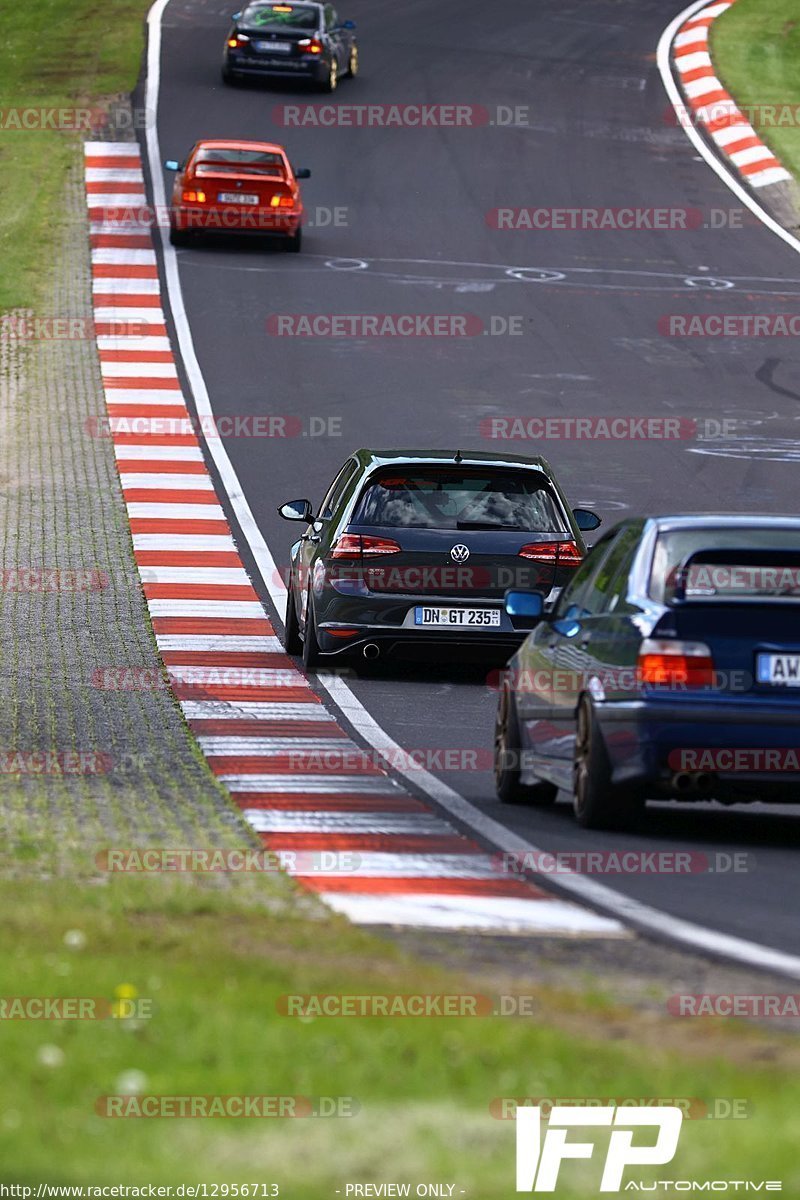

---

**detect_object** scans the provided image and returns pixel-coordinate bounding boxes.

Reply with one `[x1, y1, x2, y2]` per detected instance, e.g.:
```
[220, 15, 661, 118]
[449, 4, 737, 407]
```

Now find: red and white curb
[84, 140, 622, 937]
[672, 0, 792, 190]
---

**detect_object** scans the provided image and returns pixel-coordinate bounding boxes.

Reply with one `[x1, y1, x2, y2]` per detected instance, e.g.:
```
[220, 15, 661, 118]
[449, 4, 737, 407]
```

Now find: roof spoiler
[672, 547, 800, 602]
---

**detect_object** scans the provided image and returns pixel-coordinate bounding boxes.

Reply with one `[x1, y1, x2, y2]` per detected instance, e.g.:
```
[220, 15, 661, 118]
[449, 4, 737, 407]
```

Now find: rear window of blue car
[240, 2, 318, 29]
[351, 469, 569, 532]
[651, 528, 800, 603]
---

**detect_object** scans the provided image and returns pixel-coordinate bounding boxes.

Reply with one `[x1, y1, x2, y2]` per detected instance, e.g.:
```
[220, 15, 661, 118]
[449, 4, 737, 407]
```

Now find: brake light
[518, 540, 582, 565]
[228, 33, 249, 46]
[331, 534, 402, 560]
[270, 195, 296, 208]
[638, 639, 715, 688]
[182, 190, 206, 203]
[298, 37, 324, 53]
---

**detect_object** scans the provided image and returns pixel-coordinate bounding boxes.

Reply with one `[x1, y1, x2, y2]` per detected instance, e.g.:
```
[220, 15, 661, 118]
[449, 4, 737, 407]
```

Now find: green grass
[712, 0, 800, 179]
[2, 877, 800, 1193]
[0, 0, 149, 312]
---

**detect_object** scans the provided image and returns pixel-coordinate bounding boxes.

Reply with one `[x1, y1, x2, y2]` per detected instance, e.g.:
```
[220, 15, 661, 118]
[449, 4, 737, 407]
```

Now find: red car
[165, 139, 310, 251]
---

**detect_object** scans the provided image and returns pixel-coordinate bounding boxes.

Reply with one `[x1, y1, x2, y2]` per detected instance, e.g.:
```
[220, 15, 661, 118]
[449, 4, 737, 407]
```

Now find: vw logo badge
[450, 544, 470, 563]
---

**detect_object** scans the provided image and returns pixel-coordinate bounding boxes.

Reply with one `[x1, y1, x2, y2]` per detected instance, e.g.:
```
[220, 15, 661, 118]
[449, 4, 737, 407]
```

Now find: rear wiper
[455, 521, 525, 531]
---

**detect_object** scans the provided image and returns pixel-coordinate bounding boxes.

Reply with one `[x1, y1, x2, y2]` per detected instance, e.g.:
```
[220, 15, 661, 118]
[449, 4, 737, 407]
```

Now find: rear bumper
[224, 52, 328, 82]
[595, 698, 800, 800]
[171, 207, 301, 235]
[316, 623, 527, 660]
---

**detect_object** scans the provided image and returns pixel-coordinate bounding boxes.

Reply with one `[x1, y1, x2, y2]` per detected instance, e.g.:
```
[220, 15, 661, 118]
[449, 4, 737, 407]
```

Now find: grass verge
[712, 0, 800, 180]
[2, 877, 800, 1193]
[0, 0, 150, 312]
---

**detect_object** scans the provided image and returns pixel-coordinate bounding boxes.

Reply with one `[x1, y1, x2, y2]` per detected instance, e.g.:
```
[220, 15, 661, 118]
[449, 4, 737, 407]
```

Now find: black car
[278, 449, 601, 670]
[223, 1, 358, 90]
[494, 514, 800, 830]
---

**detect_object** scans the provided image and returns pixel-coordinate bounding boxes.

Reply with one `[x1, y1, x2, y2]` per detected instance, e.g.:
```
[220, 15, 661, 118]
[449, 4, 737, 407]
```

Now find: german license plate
[414, 607, 500, 628]
[756, 653, 800, 686]
[217, 192, 259, 204]
[254, 40, 291, 52]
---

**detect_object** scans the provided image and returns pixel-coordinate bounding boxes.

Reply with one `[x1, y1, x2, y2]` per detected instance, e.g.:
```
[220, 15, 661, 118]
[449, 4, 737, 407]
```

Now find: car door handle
[301, 533, 321, 543]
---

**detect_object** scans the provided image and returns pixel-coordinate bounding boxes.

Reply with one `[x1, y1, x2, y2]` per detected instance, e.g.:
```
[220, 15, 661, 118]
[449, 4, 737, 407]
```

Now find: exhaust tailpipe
[363, 643, 380, 660]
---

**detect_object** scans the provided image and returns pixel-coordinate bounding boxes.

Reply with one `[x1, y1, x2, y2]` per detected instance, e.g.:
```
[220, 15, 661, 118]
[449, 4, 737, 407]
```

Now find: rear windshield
[240, 2, 318, 29]
[650, 528, 800, 603]
[194, 148, 285, 175]
[351, 469, 568, 532]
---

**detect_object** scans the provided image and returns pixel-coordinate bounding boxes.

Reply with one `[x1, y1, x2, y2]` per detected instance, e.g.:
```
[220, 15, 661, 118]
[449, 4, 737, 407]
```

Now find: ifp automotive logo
[515, 1105, 683, 1192]
[514, 1105, 782, 1193]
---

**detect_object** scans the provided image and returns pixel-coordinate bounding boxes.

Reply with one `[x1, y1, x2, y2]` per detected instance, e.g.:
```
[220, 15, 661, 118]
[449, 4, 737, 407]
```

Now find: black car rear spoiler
[671, 547, 800, 602]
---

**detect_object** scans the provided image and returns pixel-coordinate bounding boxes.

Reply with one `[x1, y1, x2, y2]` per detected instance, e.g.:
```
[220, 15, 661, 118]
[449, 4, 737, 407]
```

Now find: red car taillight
[228, 33, 249, 47]
[331, 534, 402, 560]
[182, 189, 206, 203]
[638, 639, 715, 688]
[298, 37, 324, 54]
[517, 540, 582, 565]
[270, 195, 296, 208]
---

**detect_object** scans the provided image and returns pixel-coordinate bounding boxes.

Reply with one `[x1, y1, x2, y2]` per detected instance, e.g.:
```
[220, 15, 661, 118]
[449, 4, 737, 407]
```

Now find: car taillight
[518, 540, 582, 565]
[331, 534, 402, 560]
[298, 37, 324, 54]
[182, 190, 206, 203]
[638, 639, 715, 688]
[228, 33, 249, 47]
[270, 195, 296, 208]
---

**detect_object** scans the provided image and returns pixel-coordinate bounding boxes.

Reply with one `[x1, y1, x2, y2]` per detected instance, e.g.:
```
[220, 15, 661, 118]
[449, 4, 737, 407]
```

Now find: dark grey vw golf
[278, 449, 600, 670]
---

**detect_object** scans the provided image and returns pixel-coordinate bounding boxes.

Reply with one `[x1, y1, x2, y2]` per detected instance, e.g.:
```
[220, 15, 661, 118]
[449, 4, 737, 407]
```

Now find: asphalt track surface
[152, 0, 800, 957]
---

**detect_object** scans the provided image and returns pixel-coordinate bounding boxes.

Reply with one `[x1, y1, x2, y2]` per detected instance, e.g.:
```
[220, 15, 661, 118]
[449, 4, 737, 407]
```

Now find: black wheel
[169, 227, 189, 247]
[347, 43, 359, 77]
[301, 590, 321, 671]
[284, 585, 303, 656]
[321, 55, 339, 91]
[286, 227, 302, 253]
[494, 680, 557, 806]
[573, 698, 642, 829]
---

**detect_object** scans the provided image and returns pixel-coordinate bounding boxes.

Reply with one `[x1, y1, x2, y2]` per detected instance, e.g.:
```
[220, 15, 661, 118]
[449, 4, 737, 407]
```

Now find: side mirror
[164, 159, 181, 171]
[342, 19, 356, 28]
[294, 167, 311, 180]
[278, 498, 314, 523]
[573, 508, 601, 532]
[504, 589, 545, 621]
[232, 11, 242, 19]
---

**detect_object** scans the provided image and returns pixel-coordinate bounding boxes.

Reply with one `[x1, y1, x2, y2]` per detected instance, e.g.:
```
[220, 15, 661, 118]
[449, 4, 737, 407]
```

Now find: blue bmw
[494, 515, 800, 829]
